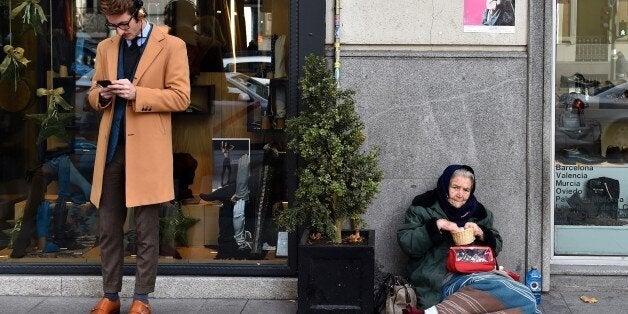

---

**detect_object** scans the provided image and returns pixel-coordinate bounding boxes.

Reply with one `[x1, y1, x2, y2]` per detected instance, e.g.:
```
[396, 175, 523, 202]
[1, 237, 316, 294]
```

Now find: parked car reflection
[555, 79, 628, 110]
[226, 72, 270, 131]
[223, 55, 271, 78]
[586, 80, 628, 109]
[72, 33, 99, 77]
[226, 72, 269, 106]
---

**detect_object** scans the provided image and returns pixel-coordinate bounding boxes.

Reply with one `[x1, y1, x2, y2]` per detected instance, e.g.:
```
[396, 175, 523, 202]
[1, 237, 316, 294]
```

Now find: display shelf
[1, 246, 286, 264]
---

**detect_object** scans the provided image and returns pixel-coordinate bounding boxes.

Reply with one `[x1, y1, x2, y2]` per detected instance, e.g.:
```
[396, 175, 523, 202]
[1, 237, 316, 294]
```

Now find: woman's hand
[464, 222, 485, 241]
[436, 219, 460, 233]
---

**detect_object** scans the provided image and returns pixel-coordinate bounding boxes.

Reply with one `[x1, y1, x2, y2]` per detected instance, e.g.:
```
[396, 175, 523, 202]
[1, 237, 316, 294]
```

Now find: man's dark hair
[100, 0, 136, 16]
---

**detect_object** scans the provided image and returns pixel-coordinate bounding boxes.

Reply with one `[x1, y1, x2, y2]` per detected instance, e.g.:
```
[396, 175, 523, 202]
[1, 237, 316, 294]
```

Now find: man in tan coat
[87, 1, 190, 313]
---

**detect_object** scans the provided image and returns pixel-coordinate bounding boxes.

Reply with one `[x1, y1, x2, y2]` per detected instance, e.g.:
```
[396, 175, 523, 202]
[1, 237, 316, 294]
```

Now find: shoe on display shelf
[605, 145, 624, 163]
[558, 147, 604, 165]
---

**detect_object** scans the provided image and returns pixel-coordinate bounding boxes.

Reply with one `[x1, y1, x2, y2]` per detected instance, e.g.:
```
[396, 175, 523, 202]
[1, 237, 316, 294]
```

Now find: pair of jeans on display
[233, 154, 251, 250]
[47, 155, 92, 203]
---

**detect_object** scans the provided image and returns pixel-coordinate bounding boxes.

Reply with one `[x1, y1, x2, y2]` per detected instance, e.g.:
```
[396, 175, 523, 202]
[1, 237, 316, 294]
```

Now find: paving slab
[540, 290, 628, 314]
[0, 290, 625, 313]
[0, 296, 296, 314]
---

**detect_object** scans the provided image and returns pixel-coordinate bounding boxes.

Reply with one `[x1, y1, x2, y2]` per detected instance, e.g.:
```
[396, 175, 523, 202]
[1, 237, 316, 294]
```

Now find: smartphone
[97, 80, 112, 87]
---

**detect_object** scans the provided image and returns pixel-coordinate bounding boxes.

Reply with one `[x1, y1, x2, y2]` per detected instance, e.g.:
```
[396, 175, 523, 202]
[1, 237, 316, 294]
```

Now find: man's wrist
[98, 94, 110, 106]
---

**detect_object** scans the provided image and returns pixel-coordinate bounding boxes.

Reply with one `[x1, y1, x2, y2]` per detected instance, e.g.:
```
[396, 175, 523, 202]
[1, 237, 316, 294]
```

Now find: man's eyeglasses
[104, 13, 134, 30]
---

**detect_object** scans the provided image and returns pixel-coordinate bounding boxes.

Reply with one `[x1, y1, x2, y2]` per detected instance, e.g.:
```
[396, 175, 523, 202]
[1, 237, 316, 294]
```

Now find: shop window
[0, 0, 291, 270]
[555, 0, 628, 256]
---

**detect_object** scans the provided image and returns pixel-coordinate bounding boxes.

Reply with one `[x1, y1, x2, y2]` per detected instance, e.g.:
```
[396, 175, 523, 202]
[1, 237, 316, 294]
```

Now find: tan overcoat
[88, 25, 190, 208]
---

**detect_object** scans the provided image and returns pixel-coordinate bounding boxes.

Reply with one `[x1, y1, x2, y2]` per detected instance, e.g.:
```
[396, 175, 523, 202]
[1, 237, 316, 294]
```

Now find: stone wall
[336, 50, 531, 275]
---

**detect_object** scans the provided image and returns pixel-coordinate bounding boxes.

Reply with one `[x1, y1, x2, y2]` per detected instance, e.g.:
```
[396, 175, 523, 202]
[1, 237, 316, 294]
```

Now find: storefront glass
[555, 0, 628, 255]
[0, 0, 290, 267]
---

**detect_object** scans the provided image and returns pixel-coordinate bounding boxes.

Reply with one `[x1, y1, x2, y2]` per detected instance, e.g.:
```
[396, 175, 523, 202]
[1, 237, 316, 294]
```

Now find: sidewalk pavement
[0, 297, 297, 313]
[0, 289, 627, 313]
[540, 289, 628, 313]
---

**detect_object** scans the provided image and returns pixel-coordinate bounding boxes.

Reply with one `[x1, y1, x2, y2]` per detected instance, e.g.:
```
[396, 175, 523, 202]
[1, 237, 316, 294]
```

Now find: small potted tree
[276, 54, 383, 313]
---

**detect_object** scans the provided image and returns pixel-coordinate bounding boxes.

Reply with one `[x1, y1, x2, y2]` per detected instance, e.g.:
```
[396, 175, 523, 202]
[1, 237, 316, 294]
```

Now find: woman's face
[448, 175, 473, 209]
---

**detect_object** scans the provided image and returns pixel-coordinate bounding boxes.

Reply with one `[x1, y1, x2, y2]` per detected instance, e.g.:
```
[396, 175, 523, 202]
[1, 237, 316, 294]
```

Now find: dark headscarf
[436, 165, 481, 227]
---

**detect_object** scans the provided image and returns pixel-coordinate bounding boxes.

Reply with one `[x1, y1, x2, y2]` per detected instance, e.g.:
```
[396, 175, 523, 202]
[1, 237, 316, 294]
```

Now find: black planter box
[298, 229, 374, 313]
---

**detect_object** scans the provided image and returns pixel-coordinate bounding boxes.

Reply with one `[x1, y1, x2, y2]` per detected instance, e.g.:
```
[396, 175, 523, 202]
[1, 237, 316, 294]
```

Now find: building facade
[1, 0, 627, 297]
[349, 0, 628, 291]
[0, 0, 315, 295]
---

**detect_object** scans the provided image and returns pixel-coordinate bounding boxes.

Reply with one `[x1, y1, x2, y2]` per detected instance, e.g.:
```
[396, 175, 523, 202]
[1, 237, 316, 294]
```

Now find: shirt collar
[126, 22, 152, 47]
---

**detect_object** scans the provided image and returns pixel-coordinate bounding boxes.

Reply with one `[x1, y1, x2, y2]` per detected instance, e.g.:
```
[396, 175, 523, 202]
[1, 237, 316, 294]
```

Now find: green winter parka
[396, 190, 503, 308]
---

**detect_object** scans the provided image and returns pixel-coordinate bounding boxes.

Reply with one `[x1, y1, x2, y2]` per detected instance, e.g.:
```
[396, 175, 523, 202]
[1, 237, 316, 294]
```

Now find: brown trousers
[99, 146, 160, 294]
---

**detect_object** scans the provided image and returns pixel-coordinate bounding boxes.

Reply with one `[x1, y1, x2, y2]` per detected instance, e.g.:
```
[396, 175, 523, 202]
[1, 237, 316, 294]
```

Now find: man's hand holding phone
[98, 79, 136, 100]
[97, 80, 112, 87]
[97, 80, 114, 101]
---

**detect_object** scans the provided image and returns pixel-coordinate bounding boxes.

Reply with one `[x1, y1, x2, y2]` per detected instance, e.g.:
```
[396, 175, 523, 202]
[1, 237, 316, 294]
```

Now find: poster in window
[464, 0, 515, 33]
[212, 138, 250, 190]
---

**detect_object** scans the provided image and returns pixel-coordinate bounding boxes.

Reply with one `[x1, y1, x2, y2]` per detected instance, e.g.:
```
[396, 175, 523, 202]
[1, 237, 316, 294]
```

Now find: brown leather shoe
[90, 298, 121, 314]
[128, 300, 151, 314]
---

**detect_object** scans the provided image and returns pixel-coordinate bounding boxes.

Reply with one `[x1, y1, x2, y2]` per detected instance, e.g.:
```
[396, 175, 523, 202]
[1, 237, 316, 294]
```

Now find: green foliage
[25, 112, 74, 144]
[26, 87, 75, 145]
[275, 54, 383, 243]
[2, 219, 22, 248]
[11, 1, 47, 36]
[159, 202, 200, 247]
[0, 57, 27, 90]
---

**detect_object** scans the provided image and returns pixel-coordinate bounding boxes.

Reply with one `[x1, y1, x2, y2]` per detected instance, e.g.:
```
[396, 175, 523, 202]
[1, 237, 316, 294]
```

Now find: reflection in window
[555, 1, 628, 256]
[0, 0, 290, 267]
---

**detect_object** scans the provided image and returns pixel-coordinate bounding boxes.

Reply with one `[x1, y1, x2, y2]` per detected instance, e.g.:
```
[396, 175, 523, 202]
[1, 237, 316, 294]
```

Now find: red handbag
[402, 304, 422, 314]
[446, 246, 496, 273]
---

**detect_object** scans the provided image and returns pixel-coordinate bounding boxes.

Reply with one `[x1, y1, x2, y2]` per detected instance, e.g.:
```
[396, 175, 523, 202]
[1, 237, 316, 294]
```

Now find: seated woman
[397, 164, 539, 313]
